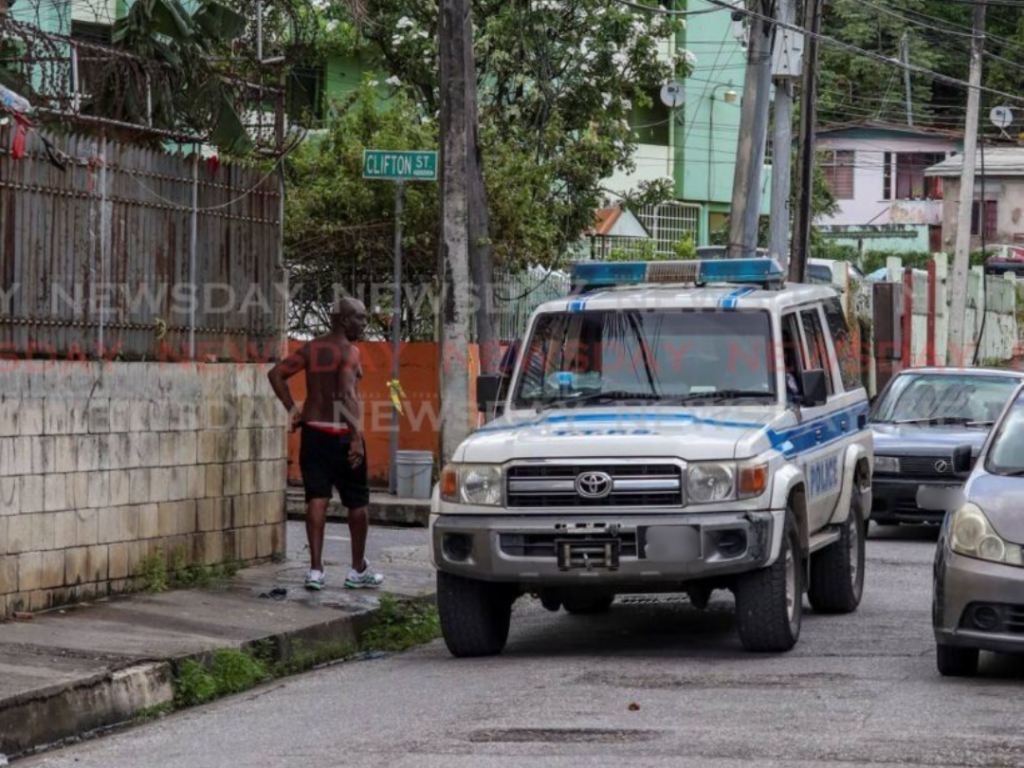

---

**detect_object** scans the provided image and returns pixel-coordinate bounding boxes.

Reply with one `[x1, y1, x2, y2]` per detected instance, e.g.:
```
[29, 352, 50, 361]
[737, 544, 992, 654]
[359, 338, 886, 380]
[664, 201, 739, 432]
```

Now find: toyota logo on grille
[576, 471, 613, 499]
[935, 459, 949, 474]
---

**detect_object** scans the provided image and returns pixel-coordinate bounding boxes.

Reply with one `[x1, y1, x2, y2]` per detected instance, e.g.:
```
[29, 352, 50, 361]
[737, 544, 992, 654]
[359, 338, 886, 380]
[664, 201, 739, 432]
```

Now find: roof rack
[569, 258, 786, 294]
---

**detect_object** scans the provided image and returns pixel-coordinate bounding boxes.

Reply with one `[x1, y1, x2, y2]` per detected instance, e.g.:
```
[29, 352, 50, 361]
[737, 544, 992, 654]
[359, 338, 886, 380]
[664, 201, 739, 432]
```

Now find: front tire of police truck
[808, 479, 866, 614]
[735, 511, 802, 652]
[437, 571, 514, 657]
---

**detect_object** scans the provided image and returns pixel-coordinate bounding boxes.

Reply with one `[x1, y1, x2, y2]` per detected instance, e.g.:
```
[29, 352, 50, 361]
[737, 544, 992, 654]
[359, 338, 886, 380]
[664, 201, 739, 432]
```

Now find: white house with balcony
[814, 121, 962, 255]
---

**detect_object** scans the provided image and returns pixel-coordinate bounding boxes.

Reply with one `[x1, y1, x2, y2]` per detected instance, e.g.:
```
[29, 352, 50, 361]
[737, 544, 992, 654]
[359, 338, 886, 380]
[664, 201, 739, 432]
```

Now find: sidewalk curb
[1, 592, 437, 760]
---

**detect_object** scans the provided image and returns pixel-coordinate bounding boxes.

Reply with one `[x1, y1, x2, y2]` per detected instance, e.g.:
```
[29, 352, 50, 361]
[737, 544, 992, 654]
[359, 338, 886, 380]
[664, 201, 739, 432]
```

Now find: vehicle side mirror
[952, 444, 973, 476]
[477, 374, 502, 413]
[801, 369, 828, 408]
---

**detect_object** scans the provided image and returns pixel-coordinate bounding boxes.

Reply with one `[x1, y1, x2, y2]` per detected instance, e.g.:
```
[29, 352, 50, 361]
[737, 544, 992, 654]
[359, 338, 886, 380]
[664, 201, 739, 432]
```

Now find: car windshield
[871, 373, 1020, 425]
[512, 309, 777, 408]
[985, 390, 1024, 476]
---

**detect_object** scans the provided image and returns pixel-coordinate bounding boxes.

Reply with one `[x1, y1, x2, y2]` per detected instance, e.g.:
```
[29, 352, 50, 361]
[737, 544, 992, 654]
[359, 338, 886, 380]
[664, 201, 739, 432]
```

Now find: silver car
[933, 383, 1024, 676]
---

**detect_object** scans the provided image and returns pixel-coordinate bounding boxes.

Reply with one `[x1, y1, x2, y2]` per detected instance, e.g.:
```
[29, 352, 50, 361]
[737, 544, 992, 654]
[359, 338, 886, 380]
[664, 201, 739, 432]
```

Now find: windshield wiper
[893, 417, 971, 426]
[544, 390, 659, 409]
[666, 390, 776, 405]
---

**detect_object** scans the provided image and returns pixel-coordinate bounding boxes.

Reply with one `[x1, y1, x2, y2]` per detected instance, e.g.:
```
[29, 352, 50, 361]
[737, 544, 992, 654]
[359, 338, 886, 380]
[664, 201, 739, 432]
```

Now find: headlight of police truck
[950, 503, 1023, 566]
[874, 456, 900, 474]
[687, 463, 735, 503]
[440, 464, 503, 506]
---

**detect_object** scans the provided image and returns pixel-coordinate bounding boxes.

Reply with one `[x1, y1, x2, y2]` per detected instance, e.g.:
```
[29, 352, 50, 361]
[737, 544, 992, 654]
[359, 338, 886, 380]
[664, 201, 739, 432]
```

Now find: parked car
[869, 368, 1024, 525]
[806, 258, 864, 286]
[693, 248, 862, 287]
[933, 383, 1024, 676]
[983, 244, 1024, 277]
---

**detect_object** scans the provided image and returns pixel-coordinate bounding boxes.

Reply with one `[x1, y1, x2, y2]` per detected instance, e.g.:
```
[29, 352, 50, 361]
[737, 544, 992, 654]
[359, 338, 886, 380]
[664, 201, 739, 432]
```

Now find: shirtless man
[268, 298, 384, 591]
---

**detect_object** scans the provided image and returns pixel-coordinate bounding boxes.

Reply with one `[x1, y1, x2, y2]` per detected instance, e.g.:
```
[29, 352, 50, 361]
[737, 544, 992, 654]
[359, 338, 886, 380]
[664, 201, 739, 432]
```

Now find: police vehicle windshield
[512, 309, 777, 408]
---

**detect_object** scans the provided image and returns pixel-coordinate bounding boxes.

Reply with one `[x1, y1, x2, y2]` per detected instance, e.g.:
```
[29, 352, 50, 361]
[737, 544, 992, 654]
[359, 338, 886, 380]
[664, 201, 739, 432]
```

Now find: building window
[287, 65, 326, 128]
[821, 150, 855, 200]
[883, 152, 945, 200]
[628, 88, 670, 146]
[71, 22, 113, 99]
[971, 201, 998, 239]
[71, 21, 113, 45]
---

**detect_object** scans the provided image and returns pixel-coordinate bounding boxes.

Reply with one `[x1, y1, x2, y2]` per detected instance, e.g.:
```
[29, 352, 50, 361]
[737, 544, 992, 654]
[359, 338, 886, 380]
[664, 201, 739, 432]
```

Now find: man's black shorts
[299, 427, 370, 508]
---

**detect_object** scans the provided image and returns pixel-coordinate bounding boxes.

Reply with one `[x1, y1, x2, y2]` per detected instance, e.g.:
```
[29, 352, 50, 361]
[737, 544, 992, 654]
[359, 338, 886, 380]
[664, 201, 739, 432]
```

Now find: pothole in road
[467, 728, 662, 744]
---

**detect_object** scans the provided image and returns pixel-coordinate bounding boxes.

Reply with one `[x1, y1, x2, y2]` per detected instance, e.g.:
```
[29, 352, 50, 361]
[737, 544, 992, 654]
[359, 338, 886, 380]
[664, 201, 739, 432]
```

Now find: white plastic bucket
[396, 450, 434, 499]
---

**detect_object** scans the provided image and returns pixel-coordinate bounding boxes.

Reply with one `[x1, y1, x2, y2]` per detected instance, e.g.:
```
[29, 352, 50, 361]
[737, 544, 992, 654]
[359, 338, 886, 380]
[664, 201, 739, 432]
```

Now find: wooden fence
[0, 126, 284, 362]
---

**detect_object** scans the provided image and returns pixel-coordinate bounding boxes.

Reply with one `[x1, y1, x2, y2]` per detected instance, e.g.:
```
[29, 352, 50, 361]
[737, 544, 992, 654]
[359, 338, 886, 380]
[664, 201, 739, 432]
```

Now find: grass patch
[272, 639, 358, 677]
[162, 599, 439, 721]
[174, 649, 269, 707]
[360, 596, 441, 653]
[137, 553, 168, 593]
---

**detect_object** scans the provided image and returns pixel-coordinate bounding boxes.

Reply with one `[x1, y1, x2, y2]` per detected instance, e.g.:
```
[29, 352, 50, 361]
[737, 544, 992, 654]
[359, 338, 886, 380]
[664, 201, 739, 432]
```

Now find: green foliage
[173, 649, 269, 707]
[91, 0, 254, 153]
[137, 552, 169, 593]
[359, 596, 441, 653]
[313, 0, 685, 274]
[174, 659, 219, 707]
[272, 639, 358, 676]
[673, 235, 697, 261]
[284, 80, 439, 338]
[819, 2, 1024, 128]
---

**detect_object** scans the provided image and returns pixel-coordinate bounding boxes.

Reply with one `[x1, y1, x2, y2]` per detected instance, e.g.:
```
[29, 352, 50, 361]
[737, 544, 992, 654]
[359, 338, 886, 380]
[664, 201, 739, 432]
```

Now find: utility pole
[438, 0, 480, 461]
[769, 0, 797, 269]
[727, 0, 775, 258]
[789, 0, 822, 283]
[948, 0, 986, 363]
[901, 32, 913, 127]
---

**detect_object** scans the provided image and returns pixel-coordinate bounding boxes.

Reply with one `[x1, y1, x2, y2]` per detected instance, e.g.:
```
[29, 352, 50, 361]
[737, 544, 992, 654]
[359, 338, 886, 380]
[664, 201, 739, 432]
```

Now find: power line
[702, 0, 1024, 106]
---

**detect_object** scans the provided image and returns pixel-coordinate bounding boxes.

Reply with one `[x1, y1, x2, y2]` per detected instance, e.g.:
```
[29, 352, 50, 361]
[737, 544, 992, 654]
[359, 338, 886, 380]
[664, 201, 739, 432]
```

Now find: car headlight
[688, 463, 735, 503]
[440, 464, 503, 506]
[950, 503, 1024, 566]
[874, 455, 900, 474]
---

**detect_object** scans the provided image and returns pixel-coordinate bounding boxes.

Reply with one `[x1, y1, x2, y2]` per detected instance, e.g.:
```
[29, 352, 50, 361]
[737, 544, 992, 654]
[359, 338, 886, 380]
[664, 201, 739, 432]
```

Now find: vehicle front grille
[506, 463, 683, 508]
[893, 455, 960, 478]
[499, 532, 639, 558]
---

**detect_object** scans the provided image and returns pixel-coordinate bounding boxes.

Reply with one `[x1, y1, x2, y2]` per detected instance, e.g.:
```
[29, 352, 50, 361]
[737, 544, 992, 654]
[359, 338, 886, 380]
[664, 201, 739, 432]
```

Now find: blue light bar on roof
[570, 258, 785, 292]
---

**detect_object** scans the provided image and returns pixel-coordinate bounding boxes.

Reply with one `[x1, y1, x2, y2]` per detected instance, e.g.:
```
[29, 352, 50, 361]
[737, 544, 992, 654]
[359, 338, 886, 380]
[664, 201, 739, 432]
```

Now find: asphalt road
[24, 523, 1024, 768]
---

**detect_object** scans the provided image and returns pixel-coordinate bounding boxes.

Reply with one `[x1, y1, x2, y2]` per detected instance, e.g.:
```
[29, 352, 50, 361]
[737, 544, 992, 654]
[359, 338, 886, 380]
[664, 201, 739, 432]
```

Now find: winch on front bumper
[430, 510, 777, 586]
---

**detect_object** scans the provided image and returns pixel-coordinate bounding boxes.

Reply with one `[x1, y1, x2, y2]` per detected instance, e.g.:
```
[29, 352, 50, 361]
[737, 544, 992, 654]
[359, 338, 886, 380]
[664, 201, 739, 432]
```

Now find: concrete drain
[468, 728, 661, 744]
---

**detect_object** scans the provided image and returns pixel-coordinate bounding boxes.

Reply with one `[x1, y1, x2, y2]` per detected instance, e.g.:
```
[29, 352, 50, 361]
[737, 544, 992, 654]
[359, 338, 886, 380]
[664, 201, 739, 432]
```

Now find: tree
[353, 0, 691, 270]
[284, 80, 440, 338]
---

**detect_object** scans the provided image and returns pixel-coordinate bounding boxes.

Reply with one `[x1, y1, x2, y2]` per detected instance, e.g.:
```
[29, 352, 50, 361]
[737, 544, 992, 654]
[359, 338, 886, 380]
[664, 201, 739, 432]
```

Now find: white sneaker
[344, 560, 384, 589]
[305, 569, 326, 591]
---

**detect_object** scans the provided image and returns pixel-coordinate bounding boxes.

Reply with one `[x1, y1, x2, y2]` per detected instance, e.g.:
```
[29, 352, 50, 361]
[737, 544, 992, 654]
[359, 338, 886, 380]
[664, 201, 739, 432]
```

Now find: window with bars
[821, 150, 855, 200]
[70, 22, 113, 100]
[883, 152, 945, 200]
[971, 201, 998, 239]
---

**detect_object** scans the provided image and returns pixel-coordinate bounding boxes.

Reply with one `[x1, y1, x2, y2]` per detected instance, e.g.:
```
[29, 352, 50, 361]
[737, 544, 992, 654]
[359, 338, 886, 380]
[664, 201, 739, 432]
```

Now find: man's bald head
[331, 297, 369, 340]
[332, 297, 366, 320]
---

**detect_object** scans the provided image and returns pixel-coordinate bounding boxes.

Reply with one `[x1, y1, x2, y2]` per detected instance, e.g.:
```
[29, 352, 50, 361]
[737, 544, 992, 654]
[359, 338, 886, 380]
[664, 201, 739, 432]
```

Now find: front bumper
[431, 510, 779, 587]
[934, 548, 1024, 655]
[871, 475, 960, 523]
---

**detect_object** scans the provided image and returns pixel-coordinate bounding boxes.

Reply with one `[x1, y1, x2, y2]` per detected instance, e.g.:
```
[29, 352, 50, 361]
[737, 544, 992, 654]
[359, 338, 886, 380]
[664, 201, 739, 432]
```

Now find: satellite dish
[990, 105, 1014, 129]
[660, 82, 684, 109]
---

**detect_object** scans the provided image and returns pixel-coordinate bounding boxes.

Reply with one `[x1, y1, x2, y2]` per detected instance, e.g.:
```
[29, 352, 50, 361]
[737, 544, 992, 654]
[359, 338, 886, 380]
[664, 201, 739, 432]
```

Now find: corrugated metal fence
[0, 127, 284, 362]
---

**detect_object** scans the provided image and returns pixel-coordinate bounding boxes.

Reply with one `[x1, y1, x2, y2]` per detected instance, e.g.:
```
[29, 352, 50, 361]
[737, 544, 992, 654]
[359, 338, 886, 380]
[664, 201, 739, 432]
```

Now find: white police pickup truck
[431, 258, 873, 656]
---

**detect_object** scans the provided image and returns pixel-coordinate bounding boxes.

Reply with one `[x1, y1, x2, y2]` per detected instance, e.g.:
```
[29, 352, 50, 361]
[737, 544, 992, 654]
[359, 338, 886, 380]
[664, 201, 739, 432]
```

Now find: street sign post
[362, 149, 438, 494]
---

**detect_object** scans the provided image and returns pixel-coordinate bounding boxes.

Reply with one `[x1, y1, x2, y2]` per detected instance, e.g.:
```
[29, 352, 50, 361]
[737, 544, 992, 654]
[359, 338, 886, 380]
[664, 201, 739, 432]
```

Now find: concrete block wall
[0, 362, 288, 617]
